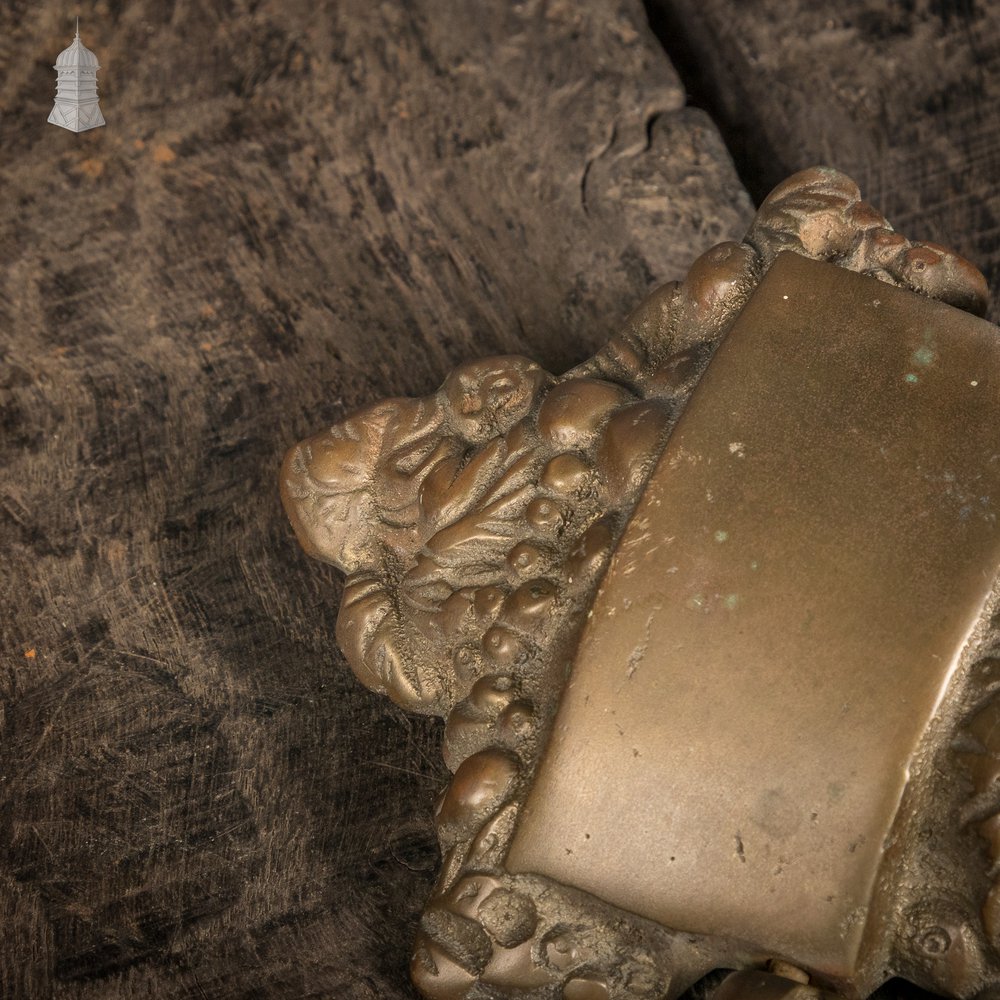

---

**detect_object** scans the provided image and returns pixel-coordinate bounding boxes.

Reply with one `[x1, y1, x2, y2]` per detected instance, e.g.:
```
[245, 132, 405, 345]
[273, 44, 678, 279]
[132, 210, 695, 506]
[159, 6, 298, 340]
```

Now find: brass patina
[280, 168, 999, 1000]
[510, 252, 1000, 990]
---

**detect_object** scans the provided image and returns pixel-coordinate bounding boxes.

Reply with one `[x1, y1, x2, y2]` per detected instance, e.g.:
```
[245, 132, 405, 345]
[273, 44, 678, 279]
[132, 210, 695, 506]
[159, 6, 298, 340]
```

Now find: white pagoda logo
[48, 19, 105, 133]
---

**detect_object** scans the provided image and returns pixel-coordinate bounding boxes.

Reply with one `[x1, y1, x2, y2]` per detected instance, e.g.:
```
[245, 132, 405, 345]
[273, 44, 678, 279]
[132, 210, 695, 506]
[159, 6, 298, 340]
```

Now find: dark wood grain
[646, 0, 1000, 323]
[0, 2, 750, 996]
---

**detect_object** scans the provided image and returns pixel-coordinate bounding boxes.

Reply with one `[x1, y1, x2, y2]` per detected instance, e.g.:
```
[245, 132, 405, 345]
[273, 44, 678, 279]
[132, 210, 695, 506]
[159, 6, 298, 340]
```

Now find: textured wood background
[0, 1, 996, 997]
[647, 0, 1000, 324]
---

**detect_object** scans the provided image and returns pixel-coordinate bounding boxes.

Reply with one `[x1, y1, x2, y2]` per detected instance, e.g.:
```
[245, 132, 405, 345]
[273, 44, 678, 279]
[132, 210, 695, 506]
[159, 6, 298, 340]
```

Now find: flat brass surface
[508, 253, 1000, 977]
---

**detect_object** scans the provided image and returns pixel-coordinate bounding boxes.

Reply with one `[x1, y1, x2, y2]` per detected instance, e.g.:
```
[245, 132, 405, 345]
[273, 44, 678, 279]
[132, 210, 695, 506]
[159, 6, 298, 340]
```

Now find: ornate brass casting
[280, 168, 1000, 1000]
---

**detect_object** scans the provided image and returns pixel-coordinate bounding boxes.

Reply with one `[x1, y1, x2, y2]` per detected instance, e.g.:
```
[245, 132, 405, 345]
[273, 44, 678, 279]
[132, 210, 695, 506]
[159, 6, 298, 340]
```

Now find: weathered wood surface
[0, 2, 751, 997]
[649, 0, 1000, 323]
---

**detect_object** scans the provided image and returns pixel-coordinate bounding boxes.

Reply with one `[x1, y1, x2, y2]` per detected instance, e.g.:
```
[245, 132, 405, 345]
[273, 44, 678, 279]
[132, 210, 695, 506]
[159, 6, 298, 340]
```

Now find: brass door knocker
[281, 168, 1000, 1000]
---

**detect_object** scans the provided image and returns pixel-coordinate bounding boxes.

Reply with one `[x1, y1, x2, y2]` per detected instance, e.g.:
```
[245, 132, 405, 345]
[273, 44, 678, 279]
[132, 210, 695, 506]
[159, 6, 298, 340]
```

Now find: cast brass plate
[508, 253, 1000, 978]
[284, 168, 1000, 1000]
